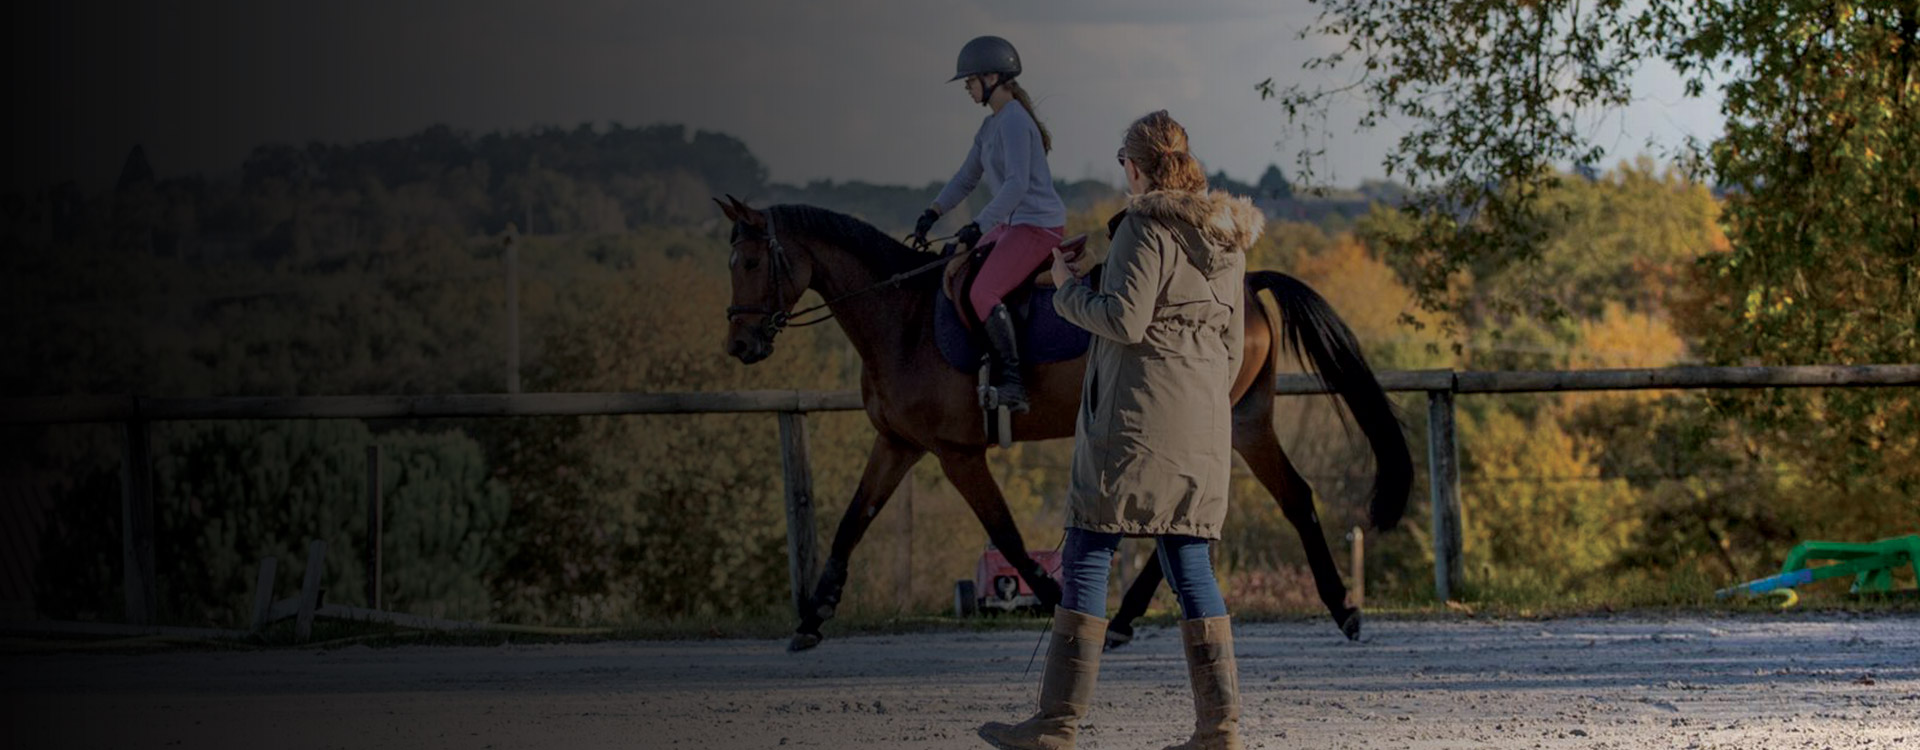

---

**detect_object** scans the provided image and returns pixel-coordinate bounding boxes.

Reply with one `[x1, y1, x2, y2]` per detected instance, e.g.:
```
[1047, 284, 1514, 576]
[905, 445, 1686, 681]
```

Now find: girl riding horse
[913, 35, 1066, 414]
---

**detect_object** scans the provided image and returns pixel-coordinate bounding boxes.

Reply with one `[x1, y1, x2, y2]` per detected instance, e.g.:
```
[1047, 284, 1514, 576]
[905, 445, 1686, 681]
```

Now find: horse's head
[715, 195, 814, 364]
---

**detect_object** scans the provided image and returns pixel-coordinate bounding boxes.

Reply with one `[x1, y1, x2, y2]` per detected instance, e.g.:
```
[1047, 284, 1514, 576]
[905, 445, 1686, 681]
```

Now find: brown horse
[715, 197, 1410, 652]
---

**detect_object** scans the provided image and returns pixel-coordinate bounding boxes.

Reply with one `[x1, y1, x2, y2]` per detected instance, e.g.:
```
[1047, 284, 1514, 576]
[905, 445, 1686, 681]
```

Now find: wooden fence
[4, 364, 1917, 626]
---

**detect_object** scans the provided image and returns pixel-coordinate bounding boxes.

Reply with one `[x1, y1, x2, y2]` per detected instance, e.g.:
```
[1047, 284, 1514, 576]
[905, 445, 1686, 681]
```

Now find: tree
[1268, 0, 1919, 578]
[486, 242, 877, 623]
[34, 420, 506, 625]
[1458, 405, 1641, 592]
[1256, 164, 1293, 200]
[1206, 170, 1257, 197]
[1264, 1, 1917, 345]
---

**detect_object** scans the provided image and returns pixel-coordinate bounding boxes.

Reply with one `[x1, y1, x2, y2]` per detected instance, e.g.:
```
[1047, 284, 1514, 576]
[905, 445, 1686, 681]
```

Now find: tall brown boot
[978, 609, 1106, 749]
[1162, 616, 1242, 750]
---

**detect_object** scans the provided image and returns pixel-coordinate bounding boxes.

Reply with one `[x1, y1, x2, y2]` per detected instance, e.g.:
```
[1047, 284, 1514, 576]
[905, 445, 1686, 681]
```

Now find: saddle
[939, 233, 1090, 329]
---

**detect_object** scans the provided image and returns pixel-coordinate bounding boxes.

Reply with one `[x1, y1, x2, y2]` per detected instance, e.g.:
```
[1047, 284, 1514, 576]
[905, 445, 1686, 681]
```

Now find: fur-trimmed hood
[1120, 189, 1265, 278]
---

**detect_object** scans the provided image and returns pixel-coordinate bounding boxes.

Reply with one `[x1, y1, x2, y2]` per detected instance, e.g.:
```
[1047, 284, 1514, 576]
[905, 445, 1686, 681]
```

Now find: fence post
[1427, 389, 1463, 601]
[297, 540, 326, 643]
[366, 444, 382, 611]
[777, 412, 819, 620]
[121, 419, 156, 626]
[897, 479, 913, 613]
[503, 226, 522, 394]
[1346, 526, 1365, 608]
[250, 557, 277, 633]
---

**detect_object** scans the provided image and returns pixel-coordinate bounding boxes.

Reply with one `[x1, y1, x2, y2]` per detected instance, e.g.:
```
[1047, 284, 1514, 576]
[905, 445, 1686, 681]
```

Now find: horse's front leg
[790, 434, 926, 652]
[1106, 550, 1163, 649]
[937, 450, 1063, 609]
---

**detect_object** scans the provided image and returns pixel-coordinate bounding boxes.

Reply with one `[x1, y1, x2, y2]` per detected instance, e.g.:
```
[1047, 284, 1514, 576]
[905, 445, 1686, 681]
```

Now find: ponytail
[1121, 110, 1207, 192]
[1005, 80, 1053, 153]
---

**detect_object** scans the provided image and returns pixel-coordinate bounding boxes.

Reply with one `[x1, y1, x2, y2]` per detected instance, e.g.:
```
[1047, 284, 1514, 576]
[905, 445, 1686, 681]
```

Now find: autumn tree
[1269, 1, 1918, 567]
[1268, 1, 1916, 348]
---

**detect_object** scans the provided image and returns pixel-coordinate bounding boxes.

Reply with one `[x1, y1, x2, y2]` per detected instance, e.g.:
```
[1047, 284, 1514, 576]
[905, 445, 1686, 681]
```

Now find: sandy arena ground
[3, 614, 1916, 749]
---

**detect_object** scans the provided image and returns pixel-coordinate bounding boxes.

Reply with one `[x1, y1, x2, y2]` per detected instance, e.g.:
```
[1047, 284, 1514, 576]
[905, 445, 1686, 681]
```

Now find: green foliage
[1561, 394, 1800, 584]
[1, 228, 511, 397]
[1674, 2, 1920, 523]
[1265, 0, 1652, 328]
[16, 90, 1914, 630]
[1257, 165, 1294, 200]
[34, 420, 506, 626]
[1207, 170, 1257, 197]
[244, 123, 768, 231]
[484, 243, 878, 623]
[1458, 402, 1641, 590]
[1489, 160, 1721, 321]
[1275, 0, 1918, 598]
[1271, 2, 1917, 350]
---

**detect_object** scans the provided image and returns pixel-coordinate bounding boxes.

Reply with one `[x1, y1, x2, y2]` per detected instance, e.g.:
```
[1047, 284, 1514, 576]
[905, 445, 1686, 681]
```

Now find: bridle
[723, 215, 806, 342]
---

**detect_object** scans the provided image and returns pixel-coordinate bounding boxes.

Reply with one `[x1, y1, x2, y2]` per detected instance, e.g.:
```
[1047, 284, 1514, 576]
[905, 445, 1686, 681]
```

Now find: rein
[726, 210, 957, 339]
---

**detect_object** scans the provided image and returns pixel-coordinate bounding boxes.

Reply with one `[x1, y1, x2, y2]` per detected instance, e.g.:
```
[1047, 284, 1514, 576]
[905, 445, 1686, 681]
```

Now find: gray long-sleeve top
[932, 100, 1067, 229]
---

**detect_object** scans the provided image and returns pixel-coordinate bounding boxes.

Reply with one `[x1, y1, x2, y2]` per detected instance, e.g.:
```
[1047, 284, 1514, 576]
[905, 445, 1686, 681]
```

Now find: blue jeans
[1058, 527, 1227, 619]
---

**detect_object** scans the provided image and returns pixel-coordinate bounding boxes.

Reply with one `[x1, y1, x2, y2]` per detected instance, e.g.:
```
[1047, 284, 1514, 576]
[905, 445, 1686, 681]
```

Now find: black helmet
[949, 36, 1021, 82]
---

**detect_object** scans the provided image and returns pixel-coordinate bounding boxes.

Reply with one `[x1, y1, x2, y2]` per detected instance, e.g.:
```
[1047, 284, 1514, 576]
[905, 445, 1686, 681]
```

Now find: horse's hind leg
[937, 450, 1064, 609]
[790, 434, 926, 652]
[1234, 406, 1362, 641]
[1105, 549, 1163, 650]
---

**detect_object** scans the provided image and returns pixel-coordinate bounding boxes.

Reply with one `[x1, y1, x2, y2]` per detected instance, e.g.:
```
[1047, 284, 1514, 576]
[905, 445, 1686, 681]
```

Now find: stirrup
[978, 367, 1015, 449]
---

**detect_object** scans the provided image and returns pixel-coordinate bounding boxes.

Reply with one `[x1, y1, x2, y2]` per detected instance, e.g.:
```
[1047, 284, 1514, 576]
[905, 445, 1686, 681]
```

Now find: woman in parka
[978, 110, 1260, 750]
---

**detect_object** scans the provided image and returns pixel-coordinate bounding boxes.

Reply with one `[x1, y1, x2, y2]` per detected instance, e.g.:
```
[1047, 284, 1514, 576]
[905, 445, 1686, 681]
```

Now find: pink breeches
[969, 224, 1066, 320]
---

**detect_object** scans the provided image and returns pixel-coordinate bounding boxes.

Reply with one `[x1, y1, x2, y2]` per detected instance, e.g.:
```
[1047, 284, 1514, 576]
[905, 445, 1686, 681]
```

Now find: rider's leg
[968, 224, 1063, 413]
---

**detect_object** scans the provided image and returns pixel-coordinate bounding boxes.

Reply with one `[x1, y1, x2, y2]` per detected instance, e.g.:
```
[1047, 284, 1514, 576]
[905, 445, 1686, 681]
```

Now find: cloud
[27, 0, 1716, 194]
[977, 0, 1314, 27]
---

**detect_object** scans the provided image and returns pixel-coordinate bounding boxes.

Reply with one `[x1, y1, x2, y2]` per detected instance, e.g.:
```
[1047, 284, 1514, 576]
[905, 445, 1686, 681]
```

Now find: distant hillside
[12, 122, 1404, 267]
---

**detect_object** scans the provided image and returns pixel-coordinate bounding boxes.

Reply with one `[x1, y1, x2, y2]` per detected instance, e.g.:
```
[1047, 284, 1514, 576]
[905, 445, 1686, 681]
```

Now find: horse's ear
[728, 195, 766, 229]
[713, 197, 740, 223]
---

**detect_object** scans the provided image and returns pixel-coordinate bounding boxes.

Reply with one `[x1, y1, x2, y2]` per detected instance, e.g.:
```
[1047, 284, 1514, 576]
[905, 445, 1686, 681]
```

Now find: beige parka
[1052, 189, 1263, 539]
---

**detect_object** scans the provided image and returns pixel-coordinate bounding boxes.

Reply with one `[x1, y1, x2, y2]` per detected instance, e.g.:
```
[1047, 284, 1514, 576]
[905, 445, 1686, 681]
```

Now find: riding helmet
[949, 36, 1021, 82]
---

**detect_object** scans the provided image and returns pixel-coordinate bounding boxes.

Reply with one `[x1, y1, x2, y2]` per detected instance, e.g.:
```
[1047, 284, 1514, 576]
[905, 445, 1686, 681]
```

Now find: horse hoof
[1103, 625, 1134, 652]
[1338, 609, 1363, 641]
[788, 631, 823, 652]
[1029, 575, 1063, 609]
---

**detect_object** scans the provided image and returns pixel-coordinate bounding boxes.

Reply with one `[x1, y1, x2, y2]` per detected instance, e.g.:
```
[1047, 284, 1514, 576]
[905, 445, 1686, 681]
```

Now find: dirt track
[4, 614, 1916, 749]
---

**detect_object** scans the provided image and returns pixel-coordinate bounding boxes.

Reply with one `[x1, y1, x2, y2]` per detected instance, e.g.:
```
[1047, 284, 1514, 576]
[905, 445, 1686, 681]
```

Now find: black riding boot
[982, 303, 1030, 414]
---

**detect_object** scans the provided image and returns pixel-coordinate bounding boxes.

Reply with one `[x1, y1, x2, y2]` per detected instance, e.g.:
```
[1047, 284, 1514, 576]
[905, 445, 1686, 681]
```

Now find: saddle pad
[935, 284, 1092, 373]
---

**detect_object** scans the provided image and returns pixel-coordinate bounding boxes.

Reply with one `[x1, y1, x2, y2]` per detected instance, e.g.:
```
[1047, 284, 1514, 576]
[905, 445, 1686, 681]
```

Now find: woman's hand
[1050, 247, 1085, 287]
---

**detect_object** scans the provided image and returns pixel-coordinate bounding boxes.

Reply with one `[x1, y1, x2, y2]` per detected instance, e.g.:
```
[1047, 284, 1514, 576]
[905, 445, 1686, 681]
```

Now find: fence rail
[5, 364, 1918, 625]
[6, 365, 1918, 424]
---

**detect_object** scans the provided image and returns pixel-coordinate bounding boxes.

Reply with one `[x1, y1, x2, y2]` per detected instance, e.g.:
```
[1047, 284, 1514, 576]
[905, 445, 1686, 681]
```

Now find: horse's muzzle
[727, 333, 773, 364]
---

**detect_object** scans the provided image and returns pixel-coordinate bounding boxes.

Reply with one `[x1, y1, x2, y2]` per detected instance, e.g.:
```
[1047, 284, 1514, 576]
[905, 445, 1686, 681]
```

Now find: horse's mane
[766, 204, 931, 279]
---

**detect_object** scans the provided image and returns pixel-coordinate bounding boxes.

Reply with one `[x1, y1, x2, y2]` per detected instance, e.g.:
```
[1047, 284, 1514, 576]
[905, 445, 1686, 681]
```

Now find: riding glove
[913, 208, 940, 242]
[956, 222, 983, 248]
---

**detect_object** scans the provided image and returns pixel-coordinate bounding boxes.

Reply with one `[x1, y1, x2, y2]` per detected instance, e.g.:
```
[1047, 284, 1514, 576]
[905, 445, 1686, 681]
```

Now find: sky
[20, 0, 1725, 195]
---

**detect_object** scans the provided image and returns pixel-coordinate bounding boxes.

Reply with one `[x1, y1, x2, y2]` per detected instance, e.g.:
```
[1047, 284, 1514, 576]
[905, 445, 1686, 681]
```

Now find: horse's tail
[1246, 270, 1413, 531]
